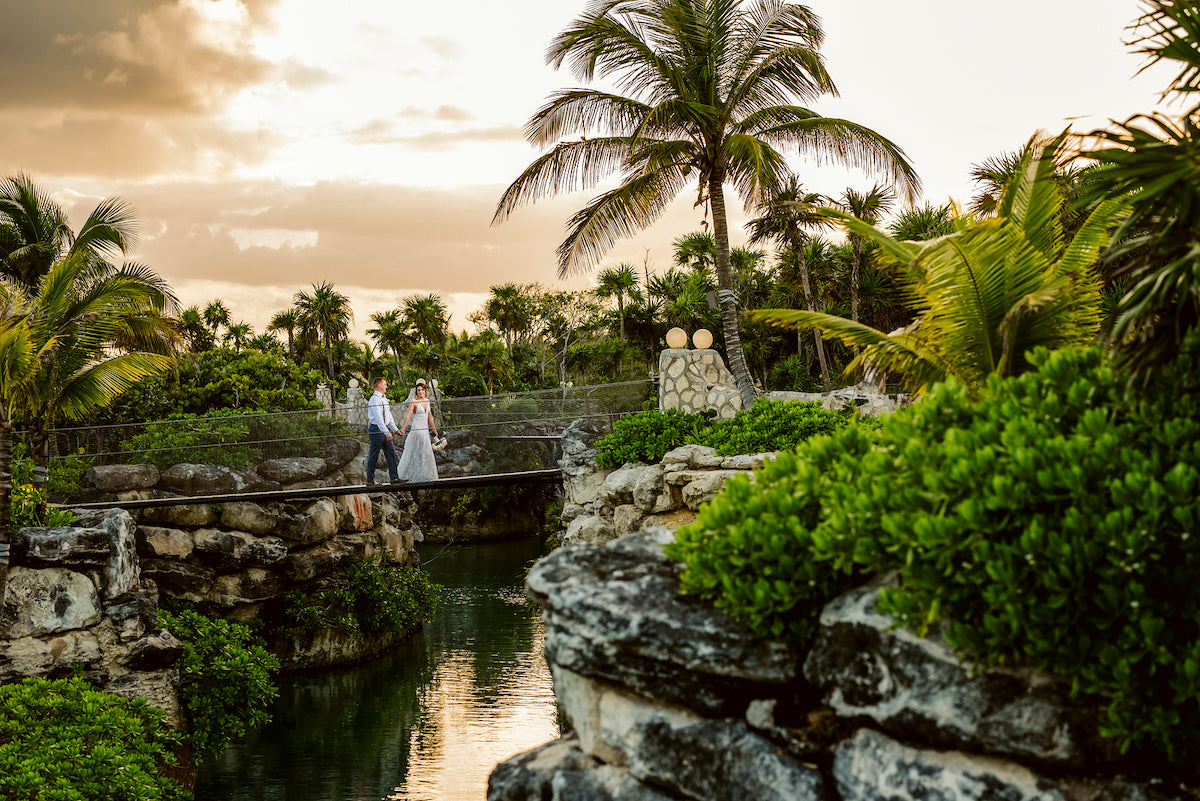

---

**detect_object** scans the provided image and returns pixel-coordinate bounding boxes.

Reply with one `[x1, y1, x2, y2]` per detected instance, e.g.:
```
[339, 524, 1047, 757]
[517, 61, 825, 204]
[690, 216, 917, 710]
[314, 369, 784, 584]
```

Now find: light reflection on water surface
[195, 538, 559, 801]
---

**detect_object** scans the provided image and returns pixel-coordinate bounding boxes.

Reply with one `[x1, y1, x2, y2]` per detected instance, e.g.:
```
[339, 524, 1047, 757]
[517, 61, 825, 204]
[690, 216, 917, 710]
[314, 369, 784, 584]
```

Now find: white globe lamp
[665, 327, 688, 349]
[692, 329, 713, 350]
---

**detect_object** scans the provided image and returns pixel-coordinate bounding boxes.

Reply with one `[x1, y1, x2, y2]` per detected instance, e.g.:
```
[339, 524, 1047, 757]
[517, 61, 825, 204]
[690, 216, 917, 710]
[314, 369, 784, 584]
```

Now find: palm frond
[557, 165, 689, 276]
[526, 89, 654, 146]
[758, 114, 922, 203]
[493, 137, 641, 223]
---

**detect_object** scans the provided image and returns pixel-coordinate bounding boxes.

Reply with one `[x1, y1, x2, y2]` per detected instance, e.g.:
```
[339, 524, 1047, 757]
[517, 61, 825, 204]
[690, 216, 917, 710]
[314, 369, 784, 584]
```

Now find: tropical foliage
[750, 134, 1124, 395]
[668, 344, 1200, 767]
[494, 0, 919, 409]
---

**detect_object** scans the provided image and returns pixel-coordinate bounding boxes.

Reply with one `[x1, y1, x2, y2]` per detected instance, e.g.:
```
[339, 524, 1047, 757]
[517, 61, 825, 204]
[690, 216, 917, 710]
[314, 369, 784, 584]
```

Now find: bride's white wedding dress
[396, 401, 438, 482]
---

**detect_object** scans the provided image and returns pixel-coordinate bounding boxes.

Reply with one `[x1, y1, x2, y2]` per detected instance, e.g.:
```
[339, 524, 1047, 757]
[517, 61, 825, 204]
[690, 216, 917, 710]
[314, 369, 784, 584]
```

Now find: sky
[0, 0, 1175, 341]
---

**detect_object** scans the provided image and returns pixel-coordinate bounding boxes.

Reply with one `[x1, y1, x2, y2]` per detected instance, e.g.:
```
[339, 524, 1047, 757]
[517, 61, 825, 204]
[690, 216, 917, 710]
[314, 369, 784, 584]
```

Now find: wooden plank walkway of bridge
[61, 468, 563, 511]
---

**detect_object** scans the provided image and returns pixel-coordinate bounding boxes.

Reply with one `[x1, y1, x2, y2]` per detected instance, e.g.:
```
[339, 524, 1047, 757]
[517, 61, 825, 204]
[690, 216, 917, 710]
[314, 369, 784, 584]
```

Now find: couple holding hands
[366, 376, 442, 485]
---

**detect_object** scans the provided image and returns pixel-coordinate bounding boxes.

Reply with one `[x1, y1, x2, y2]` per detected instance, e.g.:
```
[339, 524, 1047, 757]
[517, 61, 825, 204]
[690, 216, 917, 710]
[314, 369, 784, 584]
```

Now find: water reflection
[195, 538, 559, 801]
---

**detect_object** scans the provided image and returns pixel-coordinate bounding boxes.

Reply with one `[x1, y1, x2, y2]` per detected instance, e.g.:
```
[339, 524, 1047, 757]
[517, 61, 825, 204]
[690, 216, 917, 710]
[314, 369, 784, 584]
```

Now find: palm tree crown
[494, 0, 919, 408]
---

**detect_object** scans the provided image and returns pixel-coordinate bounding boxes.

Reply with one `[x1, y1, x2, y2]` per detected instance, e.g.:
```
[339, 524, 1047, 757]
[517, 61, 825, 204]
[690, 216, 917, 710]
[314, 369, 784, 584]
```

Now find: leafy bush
[667, 346, 1200, 766]
[96, 347, 324, 423]
[119, 410, 260, 469]
[158, 608, 279, 759]
[284, 560, 442, 638]
[696, 398, 855, 455]
[595, 408, 712, 467]
[0, 676, 185, 800]
[11, 443, 74, 529]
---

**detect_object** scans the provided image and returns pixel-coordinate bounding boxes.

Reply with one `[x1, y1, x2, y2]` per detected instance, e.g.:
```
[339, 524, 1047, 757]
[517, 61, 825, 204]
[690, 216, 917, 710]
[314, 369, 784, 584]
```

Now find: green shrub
[0, 676, 185, 800]
[667, 346, 1200, 766]
[284, 560, 442, 638]
[11, 443, 74, 529]
[595, 408, 712, 467]
[696, 398, 855, 455]
[158, 608, 279, 759]
[119, 410, 260, 469]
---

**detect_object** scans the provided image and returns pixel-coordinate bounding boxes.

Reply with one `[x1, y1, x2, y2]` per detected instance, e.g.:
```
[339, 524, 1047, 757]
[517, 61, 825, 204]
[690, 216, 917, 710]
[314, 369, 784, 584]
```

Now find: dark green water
[194, 538, 559, 801]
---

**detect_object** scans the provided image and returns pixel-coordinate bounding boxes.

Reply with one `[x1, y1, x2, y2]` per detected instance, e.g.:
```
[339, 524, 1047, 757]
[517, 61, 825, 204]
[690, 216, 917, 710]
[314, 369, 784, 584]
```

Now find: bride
[394, 379, 440, 483]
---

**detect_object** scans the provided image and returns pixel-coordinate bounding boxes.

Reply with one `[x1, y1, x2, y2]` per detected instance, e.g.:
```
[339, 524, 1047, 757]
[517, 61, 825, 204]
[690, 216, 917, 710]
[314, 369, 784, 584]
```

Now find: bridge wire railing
[44, 379, 654, 501]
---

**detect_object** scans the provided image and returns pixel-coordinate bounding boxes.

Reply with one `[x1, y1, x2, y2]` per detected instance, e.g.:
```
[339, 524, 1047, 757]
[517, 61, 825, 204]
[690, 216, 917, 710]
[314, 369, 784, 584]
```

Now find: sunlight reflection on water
[195, 538, 559, 801]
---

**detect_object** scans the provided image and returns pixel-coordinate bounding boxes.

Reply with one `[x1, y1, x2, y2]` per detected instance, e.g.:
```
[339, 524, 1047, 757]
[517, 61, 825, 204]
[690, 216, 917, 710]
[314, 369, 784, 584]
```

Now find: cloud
[1, 0, 281, 115]
[0, 111, 286, 180]
[420, 36, 463, 61]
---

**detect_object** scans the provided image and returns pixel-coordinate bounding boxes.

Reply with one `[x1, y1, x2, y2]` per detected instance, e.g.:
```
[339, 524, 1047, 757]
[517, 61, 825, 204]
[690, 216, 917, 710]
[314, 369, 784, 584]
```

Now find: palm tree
[294, 281, 352, 381]
[888, 202, 959, 242]
[838, 184, 896, 329]
[2, 252, 179, 488]
[595, 263, 640, 341]
[493, 0, 920, 410]
[746, 179, 833, 387]
[1080, 0, 1200, 381]
[673, 232, 716, 276]
[466, 332, 509, 396]
[402, 293, 450, 349]
[749, 135, 1125, 395]
[268, 308, 301, 358]
[366, 308, 409, 385]
[0, 173, 140, 290]
[485, 283, 533, 353]
[179, 305, 215, 352]
[203, 299, 231, 338]
[223, 321, 253, 350]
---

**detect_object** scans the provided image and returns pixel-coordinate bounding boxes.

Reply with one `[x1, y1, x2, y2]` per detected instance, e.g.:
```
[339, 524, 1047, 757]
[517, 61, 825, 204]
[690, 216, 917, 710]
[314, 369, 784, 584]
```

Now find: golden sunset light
[0, 0, 1171, 337]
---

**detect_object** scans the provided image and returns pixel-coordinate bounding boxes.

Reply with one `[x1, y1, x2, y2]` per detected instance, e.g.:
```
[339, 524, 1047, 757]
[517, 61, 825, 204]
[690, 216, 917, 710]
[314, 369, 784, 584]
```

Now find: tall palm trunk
[709, 179, 757, 410]
[0, 421, 12, 605]
[793, 243, 831, 390]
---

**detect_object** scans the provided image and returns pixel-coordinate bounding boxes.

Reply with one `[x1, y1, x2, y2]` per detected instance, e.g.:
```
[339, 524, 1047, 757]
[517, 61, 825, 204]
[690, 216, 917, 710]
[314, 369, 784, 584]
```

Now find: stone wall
[489, 530, 1191, 801]
[0, 508, 188, 728]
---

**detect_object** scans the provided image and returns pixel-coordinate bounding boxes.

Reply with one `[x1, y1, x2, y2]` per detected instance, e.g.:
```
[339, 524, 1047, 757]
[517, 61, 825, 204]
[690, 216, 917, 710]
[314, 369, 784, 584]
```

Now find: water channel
[194, 537, 560, 801]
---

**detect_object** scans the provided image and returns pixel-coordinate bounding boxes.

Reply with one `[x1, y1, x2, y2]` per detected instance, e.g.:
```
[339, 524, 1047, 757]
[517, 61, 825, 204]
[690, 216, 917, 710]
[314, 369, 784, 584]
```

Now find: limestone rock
[71, 509, 140, 600]
[1, 567, 102, 638]
[159, 463, 261, 495]
[337, 493, 373, 532]
[563, 514, 616, 546]
[601, 464, 647, 506]
[257, 456, 328, 484]
[122, 628, 183, 670]
[528, 529, 801, 715]
[680, 470, 747, 510]
[281, 498, 339, 545]
[0, 630, 103, 682]
[631, 468, 672, 514]
[140, 558, 215, 602]
[324, 437, 361, 472]
[804, 583, 1112, 767]
[105, 670, 184, 730]
[220, 502, 300, 537]
[720, 453, 772, 471]
[136, 503, 218, 528]
[85, 463, 160, 493]
[661, 444, 723, 470]
[612, 505, 645, 536]
[488, 736, 677, 801]
[138, 526, 193, 559]
[833, 728, 1065, 801]
[207, 568, 284, 606]
[192, 529, 289, 569]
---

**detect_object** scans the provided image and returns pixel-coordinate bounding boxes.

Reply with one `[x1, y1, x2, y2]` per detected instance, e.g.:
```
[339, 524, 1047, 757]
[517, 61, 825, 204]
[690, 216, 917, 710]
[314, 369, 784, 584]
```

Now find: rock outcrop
[490, 530, 1192, 801]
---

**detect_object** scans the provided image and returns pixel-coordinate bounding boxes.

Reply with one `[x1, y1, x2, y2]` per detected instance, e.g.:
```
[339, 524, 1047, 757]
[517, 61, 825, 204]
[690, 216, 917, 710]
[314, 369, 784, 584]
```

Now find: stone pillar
[316, 383, 332, 418]
[346, 380, 366, 428]
[658, 348, 742, 419]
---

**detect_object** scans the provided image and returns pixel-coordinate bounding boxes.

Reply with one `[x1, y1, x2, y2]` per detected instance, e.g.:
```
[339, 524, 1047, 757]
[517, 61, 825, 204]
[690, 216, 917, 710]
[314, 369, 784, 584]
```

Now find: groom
[366, 376, 400, 485]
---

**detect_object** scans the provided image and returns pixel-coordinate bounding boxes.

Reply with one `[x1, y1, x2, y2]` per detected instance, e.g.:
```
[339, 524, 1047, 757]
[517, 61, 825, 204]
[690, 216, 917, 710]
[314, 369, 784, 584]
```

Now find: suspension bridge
[47, 380, 653, 511]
